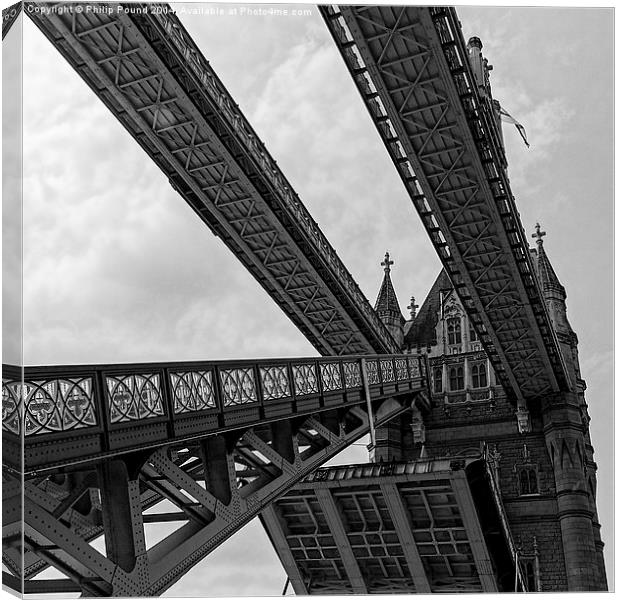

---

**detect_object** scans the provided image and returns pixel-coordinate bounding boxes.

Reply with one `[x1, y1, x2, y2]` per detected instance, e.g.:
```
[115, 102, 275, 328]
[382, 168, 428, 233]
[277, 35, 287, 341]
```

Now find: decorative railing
[2, 354, 427, 437]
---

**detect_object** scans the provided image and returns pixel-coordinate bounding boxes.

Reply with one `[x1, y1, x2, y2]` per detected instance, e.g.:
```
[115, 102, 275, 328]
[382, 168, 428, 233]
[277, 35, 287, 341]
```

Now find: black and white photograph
[1, 1, 613, 597]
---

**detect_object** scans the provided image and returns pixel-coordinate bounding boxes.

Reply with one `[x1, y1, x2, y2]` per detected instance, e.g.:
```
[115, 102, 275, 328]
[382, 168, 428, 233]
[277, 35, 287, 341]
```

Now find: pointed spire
[374, 252, 405, 348]
[532, 223, 565, 298]
[375, 251, 403, 317]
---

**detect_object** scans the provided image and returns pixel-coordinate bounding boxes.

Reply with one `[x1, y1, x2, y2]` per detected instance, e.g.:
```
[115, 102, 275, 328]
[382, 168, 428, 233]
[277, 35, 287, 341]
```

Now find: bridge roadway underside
[321, 5, 570, 403]
[27, 3, 398, 358]
[262, 457, 519, 594]
[2, 355, 428, 596]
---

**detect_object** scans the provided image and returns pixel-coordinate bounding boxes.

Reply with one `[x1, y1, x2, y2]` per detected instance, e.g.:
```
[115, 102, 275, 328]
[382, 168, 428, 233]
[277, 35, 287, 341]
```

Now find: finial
[407, 296, 419, 319]
[381, 251, 394, 274]
[532, 222, 546, 245]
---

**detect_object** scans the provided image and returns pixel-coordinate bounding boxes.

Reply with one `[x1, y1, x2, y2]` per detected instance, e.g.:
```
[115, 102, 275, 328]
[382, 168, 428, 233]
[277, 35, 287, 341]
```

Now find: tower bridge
[2, 2, 608, 596]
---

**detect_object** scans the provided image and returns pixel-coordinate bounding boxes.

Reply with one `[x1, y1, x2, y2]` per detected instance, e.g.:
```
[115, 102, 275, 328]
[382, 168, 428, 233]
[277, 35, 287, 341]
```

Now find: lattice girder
[2, 354, 427, 472]
[321, 5, 571, 402]
[27, 3, 398, 356]
[11, 394, 424, 596]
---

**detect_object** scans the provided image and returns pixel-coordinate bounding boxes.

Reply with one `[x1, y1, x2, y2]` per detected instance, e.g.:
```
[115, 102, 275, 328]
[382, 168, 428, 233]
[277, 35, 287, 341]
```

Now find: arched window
[519, 468, 539, 495]
[433, 367, 443, 393]
[471, 363, 487, 388]
[449, 366, 464, 391]
[447, 318, 461, 345]
[469, 323, 478, 341]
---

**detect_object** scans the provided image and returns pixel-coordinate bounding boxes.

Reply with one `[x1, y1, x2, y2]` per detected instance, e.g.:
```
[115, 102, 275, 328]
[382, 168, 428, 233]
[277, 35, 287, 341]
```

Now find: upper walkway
[3, 353, 428, 472]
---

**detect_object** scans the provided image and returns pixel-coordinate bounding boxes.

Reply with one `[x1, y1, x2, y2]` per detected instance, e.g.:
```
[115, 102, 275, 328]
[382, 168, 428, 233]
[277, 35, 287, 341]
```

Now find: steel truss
[26, 2, 398, 357]
[4, 393, 426, 596]
[262, 455, 525, 594]
[321, 5, 570, 403]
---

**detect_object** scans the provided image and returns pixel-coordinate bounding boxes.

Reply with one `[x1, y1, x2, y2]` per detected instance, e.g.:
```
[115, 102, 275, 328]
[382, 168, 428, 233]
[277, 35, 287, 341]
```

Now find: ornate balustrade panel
[2, 354, 428, 471]
[170, 371, 216, 413]
[26, 2, 398, 357]
[321, 5, 570, 401]
[107, 374, 164, 423]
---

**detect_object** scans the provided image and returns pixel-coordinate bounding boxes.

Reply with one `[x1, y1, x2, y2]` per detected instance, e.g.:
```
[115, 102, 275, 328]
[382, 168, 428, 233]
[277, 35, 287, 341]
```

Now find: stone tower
[371, 229, 607, 591]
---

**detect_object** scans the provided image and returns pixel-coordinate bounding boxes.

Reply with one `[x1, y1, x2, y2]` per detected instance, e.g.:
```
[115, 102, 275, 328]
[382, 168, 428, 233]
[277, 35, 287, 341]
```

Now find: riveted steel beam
[11, 386, 422, 596]
[314, 488, 368, 593]
[4, 353, 427, 473]
[26, 3, 398, 357]
[379, 482, 431, 592]
[321, 5, 571, 403]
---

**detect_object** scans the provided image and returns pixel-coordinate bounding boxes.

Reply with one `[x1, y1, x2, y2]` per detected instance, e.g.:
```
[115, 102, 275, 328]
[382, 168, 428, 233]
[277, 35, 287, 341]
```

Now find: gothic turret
[374, 252, 405, 348]
[531, 223, 578, 374]
[532, 223, 571, 331]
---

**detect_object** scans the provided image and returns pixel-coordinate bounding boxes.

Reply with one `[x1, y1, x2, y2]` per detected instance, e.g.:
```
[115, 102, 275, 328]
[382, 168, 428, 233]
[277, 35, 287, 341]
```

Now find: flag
[499, 106, 530, 148]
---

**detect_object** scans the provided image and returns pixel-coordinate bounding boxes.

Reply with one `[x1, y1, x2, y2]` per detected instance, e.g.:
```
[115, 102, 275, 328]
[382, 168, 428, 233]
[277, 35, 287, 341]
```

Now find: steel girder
[26, 2, 397, 356]
[6, 394, 426, 596]
[321, 6, 570, 403]
[2, 354, 426, 472]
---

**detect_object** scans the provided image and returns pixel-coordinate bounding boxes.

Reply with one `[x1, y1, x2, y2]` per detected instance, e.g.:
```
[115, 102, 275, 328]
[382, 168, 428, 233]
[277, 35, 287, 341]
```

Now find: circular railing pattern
[292, 364, 319, 396]
[342, 362, 362, 388]
[395, 358, 409, 381]
[366, 360, 380, 385]
[107, 374, 164, 423]
[320, 363, 343, 392]
[260, 366, 291, 401]
[2, 380, 21, 435]
[220, 368, 257, 406]
[170, 371, 216, 413]
[380, 359, 396, 383]
[14, 378, 97, 436]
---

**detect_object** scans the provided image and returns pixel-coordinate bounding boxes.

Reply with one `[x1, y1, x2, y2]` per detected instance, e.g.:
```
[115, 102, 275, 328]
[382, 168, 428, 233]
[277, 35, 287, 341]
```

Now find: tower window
[518, 467, 539, 495]
[449, 366, 464, 391]
[447, 318, 461, 345]
[433, 367, 443, 393]
[469, 323, 478, 341]
[471, 363, 487, 388]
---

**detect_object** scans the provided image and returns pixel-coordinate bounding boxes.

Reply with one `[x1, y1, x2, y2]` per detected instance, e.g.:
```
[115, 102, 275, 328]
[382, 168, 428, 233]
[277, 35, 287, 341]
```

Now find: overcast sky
[13, 2, 614, 595]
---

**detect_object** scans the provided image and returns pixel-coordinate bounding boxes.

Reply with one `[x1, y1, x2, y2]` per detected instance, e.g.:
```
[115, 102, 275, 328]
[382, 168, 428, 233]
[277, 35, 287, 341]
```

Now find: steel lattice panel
[262, 458, 502, 594]
[400, 483, 481, 592]
[27, 3, 398, 357]
[321, 5, 570, 402]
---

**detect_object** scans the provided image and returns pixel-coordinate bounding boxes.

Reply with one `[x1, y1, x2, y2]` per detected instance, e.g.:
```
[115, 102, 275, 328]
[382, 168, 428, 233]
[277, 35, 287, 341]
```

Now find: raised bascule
[2, 2, 608, 596]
